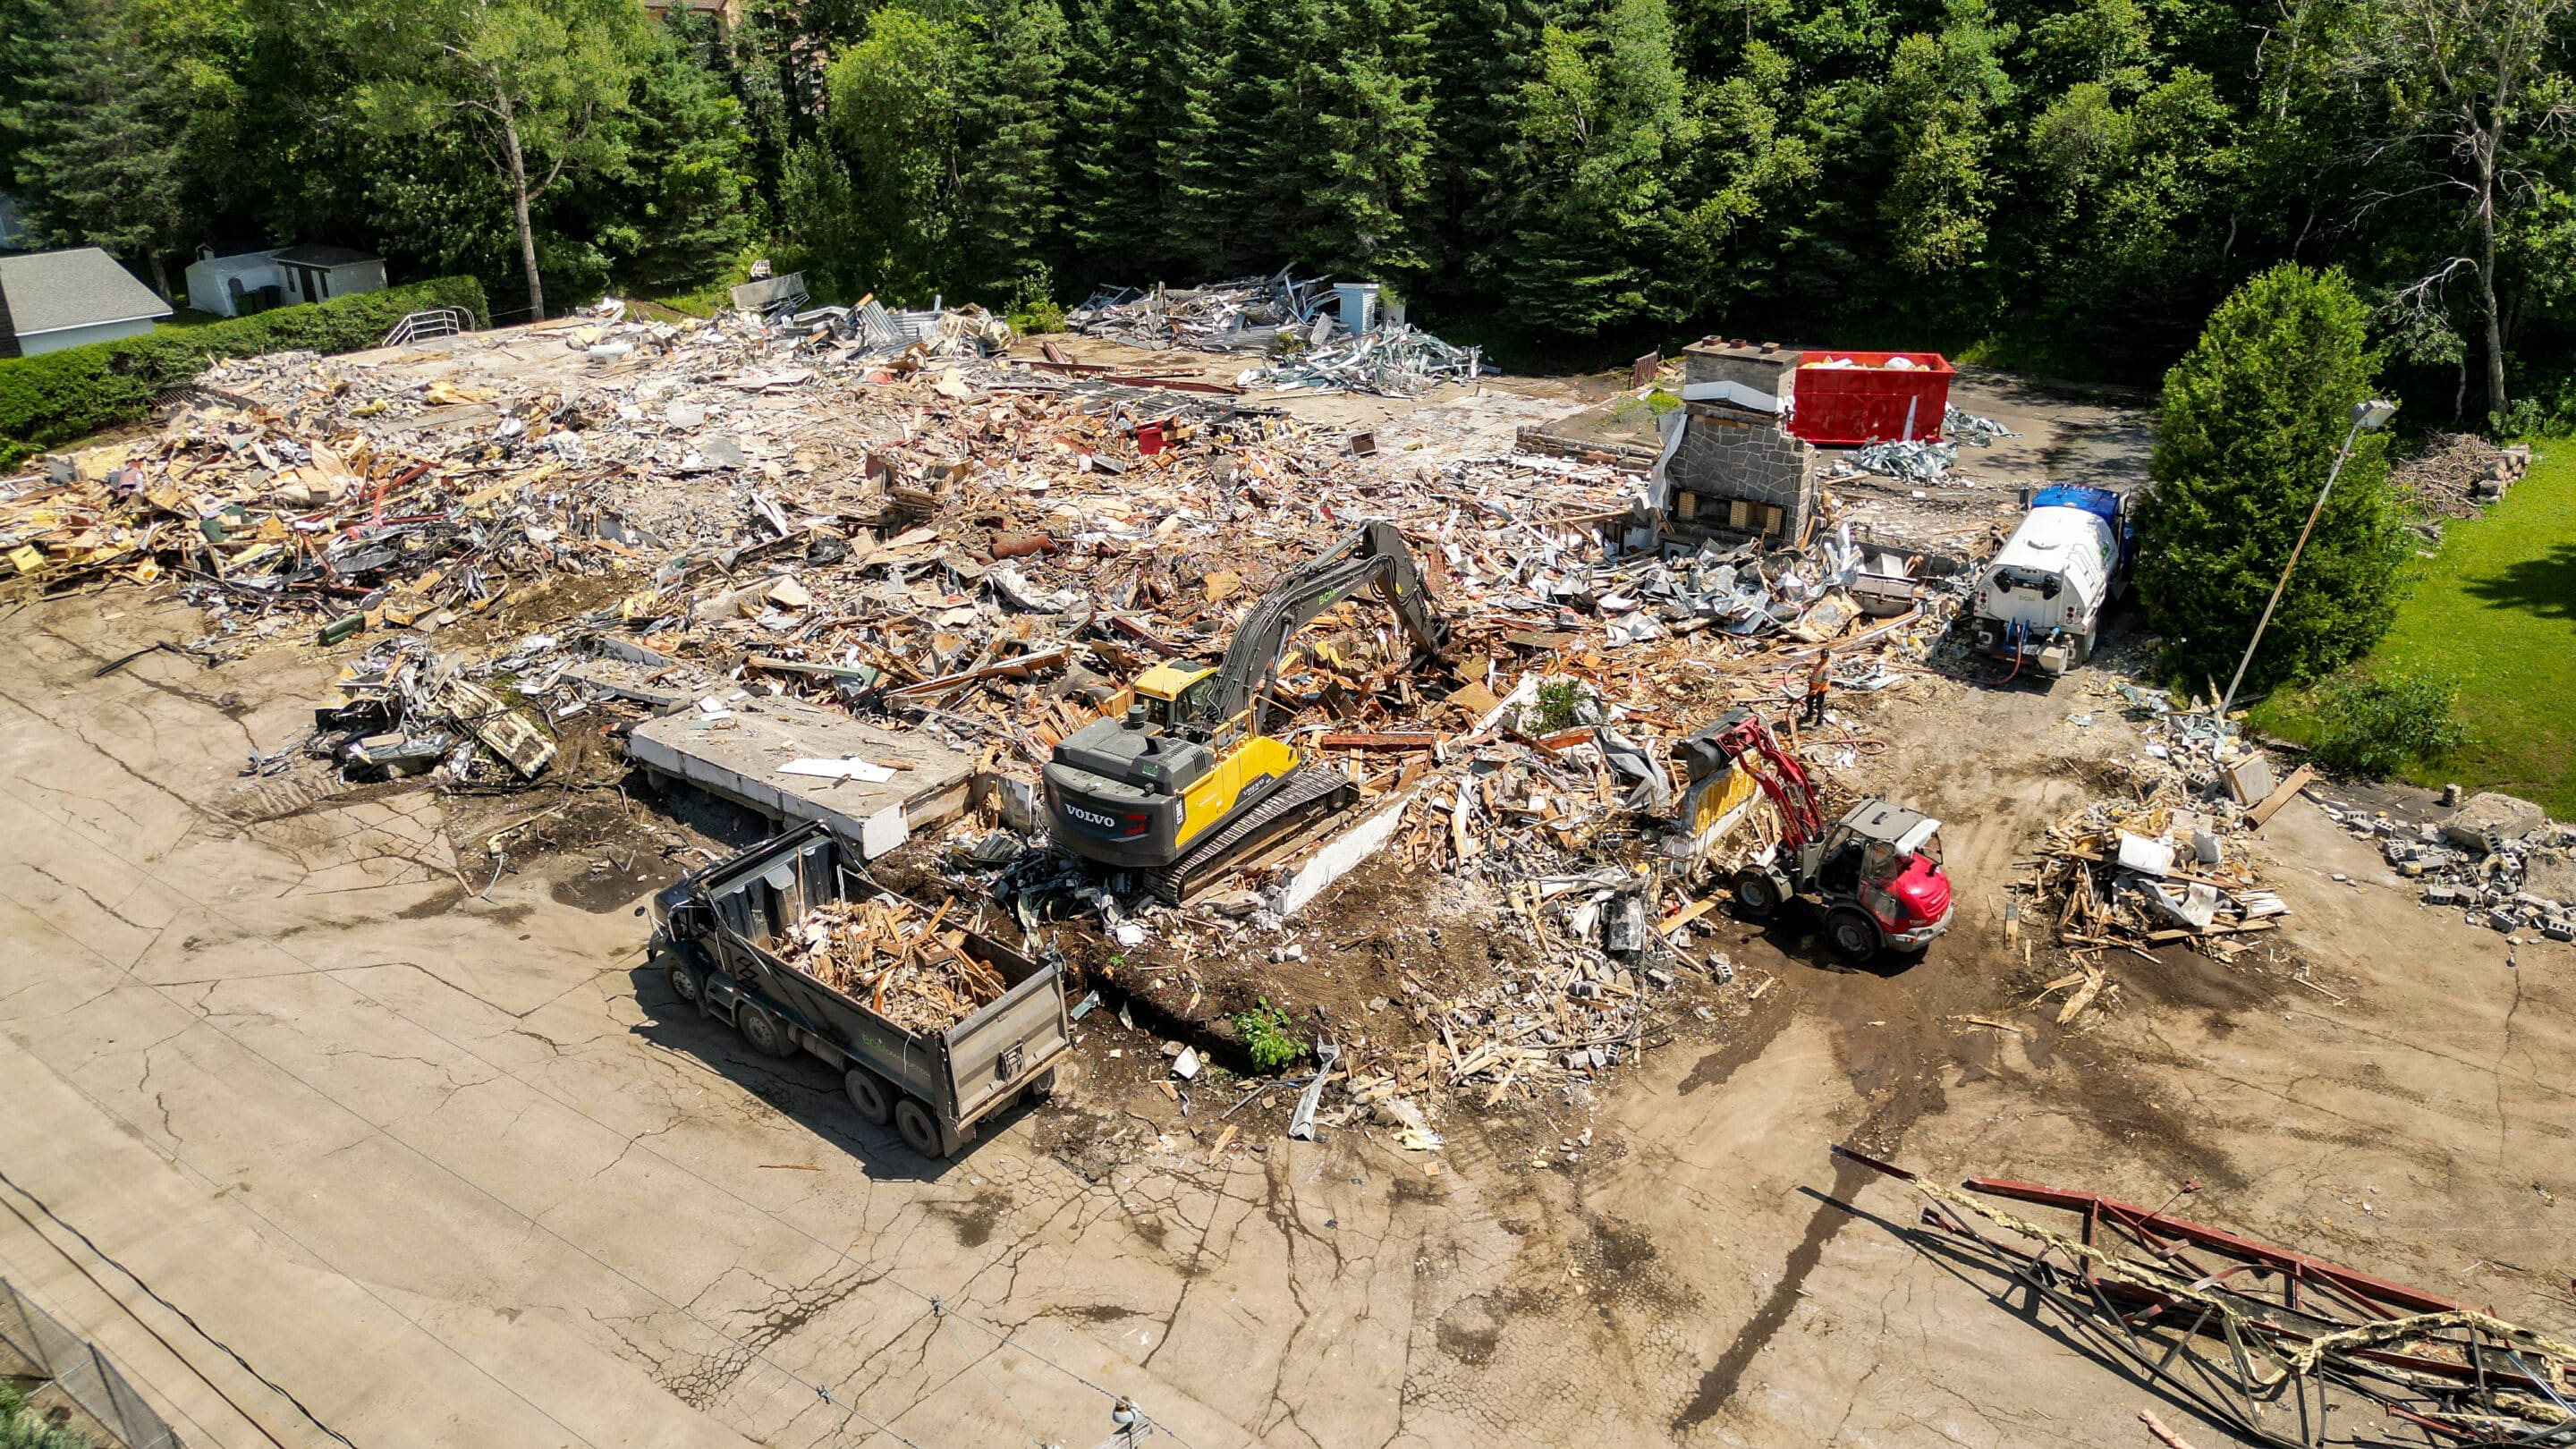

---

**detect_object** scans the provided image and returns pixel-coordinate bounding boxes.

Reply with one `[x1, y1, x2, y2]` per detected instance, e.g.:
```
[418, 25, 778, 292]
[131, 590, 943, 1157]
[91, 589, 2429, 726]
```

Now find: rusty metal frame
[1832, 1146, 2576, 1448]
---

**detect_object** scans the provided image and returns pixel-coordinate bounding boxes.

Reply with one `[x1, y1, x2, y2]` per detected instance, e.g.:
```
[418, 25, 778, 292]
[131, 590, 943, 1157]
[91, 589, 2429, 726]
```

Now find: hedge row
[0, 275, 487, 469]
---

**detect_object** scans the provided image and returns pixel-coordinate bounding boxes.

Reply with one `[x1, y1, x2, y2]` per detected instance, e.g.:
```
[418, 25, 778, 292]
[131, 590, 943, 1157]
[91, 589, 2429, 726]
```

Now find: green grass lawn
[2258, 442, 2576, 816]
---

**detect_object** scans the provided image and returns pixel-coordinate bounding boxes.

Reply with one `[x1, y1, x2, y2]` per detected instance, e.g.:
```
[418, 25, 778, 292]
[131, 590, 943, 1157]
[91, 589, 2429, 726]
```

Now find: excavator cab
[1130, 661, 1223, 733]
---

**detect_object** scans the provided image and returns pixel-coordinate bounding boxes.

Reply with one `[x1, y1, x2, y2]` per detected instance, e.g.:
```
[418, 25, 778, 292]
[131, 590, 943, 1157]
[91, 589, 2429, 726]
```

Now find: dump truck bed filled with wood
[653, 822, 1069, 1157]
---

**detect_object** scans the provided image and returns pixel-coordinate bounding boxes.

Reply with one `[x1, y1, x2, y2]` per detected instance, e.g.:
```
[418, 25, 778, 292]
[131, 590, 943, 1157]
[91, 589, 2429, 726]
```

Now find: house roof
[272, 244, 380, 268]
[189, 250, 283, 279]
[0, 248, 172, 337]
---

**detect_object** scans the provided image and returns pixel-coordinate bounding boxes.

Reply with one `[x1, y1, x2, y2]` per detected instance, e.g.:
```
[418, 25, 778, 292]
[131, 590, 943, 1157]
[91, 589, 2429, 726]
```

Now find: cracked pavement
[0, 595, 2566, 1448]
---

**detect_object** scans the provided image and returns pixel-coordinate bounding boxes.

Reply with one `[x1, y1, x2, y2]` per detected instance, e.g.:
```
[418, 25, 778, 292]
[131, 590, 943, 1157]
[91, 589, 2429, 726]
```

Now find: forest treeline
[1, 0, 2569, 421]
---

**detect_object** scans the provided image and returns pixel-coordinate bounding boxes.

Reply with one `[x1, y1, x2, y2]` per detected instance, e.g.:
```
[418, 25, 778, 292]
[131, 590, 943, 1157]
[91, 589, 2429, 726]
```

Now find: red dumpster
[1786, 351, 1953, 446]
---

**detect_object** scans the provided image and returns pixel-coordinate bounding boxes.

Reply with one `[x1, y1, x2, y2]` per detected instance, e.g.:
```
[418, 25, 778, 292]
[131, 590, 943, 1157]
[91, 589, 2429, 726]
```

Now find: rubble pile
[1237, 324, 1483, 397]
[2391, 432, 2529, 519]
[2021, 780, 2292, 963]
[2320, 790, 2576, 942]
[1066, 271, 1330, 352]
[4, 290, 1977, 1124]
[779, 895, 1008, 1035]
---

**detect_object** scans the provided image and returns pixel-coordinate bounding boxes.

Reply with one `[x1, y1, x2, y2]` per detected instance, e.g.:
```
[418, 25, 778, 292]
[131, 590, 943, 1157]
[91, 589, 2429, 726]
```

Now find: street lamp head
[2352, 399, 2398, 430]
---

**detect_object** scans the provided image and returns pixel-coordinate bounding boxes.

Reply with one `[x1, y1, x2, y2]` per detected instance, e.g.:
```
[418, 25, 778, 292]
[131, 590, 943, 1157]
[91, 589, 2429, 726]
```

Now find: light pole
[2216, 398, 2398, 727]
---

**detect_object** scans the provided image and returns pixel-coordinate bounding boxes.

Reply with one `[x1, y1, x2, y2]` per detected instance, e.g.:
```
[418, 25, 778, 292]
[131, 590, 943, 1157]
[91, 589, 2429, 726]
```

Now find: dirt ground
[0, 362, 2570, 1449]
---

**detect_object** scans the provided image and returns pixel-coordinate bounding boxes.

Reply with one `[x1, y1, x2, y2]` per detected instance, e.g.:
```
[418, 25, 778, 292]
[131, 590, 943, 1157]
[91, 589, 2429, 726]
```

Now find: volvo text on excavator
[1043, 521, 1449, 902]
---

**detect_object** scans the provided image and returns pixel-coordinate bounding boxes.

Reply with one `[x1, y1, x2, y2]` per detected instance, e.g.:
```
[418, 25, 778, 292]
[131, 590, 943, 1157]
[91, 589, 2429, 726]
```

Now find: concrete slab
[627, 696, 974, 854]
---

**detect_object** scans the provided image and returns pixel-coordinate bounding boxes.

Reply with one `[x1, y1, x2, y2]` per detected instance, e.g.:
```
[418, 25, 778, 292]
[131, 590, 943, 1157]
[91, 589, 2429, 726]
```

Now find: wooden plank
[883, 646, 1072, 698]
[1657, 897, 1716, 938]
[1318, 731, 1443, 751]
[2244, 763, 2319, 829]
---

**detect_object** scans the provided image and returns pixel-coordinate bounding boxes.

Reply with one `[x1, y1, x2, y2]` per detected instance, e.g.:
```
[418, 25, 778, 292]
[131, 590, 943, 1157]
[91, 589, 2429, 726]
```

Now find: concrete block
[2441, 792, 2546, 851]
[2223, 754, 2276, 806]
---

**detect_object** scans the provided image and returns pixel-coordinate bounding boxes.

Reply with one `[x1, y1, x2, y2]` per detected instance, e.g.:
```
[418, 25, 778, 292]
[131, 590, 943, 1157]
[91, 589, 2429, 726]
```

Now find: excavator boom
[1190, 520, 1449, 735]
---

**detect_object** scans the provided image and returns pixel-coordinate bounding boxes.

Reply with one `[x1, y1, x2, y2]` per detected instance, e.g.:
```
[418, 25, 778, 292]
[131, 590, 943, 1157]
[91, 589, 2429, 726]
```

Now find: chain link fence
[0, 1276, 182, 1449]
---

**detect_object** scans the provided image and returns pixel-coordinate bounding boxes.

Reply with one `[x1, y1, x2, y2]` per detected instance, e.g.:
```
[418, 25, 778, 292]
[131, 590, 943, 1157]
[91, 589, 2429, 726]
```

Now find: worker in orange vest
[1801, 654, 1832, 728]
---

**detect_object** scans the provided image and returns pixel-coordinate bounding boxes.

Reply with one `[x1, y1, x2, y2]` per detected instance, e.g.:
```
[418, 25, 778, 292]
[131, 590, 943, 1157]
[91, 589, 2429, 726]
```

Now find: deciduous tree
[354, 0, 655, 321]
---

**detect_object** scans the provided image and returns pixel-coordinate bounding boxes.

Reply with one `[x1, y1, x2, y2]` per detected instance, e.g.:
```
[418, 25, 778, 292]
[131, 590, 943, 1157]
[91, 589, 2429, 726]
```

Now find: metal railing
[0, 1276, 184, 1449]
[377, 306, 473, 348]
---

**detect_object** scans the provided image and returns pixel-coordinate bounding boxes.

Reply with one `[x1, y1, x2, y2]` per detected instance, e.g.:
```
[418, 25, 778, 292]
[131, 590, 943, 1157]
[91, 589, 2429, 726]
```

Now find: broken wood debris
[776, 895, 1007, 1037]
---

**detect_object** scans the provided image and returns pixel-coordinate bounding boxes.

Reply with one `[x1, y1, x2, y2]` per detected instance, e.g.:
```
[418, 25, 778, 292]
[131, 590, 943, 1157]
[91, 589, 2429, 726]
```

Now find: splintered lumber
[2243, 764, 2318, 829]
[777, 895, 1007, 1035]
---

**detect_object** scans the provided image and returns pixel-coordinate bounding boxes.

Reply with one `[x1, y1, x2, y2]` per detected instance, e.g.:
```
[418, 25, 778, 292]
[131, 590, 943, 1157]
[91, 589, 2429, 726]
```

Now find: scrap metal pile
[1840, 1147, 2576, 1449]
[300, 634, 557, 783]
[779, 895, 1008, 1035]
[1236, 324, 1483, 397]
[1066, 271, 1334, 352]
[1832, 404, 2013, 482]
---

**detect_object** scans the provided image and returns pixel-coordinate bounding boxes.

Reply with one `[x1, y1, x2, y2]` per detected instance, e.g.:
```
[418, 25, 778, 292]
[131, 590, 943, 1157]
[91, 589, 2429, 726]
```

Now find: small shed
[0, 248, 171, 358]
[182, 246, 284, 318]
[270, 245, 387, 309]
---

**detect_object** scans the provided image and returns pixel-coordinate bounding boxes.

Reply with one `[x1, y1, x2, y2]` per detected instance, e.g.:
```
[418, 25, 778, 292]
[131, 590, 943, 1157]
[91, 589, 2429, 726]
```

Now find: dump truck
[1970, 484, 2130, 674]
[650, 822, 1071, 1157]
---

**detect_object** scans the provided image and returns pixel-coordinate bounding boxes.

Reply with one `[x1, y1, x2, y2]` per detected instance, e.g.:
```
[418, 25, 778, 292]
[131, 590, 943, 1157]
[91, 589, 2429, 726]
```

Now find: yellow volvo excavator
[1044, 521, 1449, 901]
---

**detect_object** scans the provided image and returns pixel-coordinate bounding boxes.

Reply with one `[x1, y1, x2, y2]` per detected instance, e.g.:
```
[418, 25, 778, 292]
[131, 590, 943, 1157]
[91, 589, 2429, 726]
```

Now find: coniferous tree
[1245, 0, 1436, 278]
[1056, 0, 1174, 286]
[1503, 0, 1697, 334]
[1417, 0, 1542, 298]
[3, 0, 194, 297]
[2137, 264, 2409, 692]
[595, 12, 759, 295]
[953, 0, 1069, 299]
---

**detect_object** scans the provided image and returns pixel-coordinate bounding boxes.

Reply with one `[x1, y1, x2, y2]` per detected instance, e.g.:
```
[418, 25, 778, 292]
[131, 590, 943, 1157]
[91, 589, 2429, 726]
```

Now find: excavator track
[1146, 765, 1356, 904]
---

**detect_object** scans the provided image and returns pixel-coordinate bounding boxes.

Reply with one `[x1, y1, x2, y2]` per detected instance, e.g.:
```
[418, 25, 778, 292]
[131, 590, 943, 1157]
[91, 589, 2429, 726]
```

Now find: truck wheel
[1824, 906, 1883, 962]
[1733, 868, 1786, 919]
[843, 1069, 894, 1126]
[894, 1098, 946, 1157]
[664, 959, 704, 1007]
[737, 1004, 799, 1059]
[1028, 1067, 1061, 1102]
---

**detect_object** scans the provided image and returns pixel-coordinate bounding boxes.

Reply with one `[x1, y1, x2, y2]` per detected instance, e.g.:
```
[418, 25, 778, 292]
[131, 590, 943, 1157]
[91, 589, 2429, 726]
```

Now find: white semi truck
[1970, 484, 2130, 674]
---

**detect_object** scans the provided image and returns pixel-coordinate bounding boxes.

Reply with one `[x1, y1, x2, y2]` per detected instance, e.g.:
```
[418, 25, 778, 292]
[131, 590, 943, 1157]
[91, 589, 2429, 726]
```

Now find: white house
[182, 242, 388, 318]
[0, 248, 172, 357]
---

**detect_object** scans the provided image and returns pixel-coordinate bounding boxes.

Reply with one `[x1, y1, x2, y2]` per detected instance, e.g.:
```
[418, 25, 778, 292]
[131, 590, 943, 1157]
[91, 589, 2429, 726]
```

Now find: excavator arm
[1189, 520, 1449, 735]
